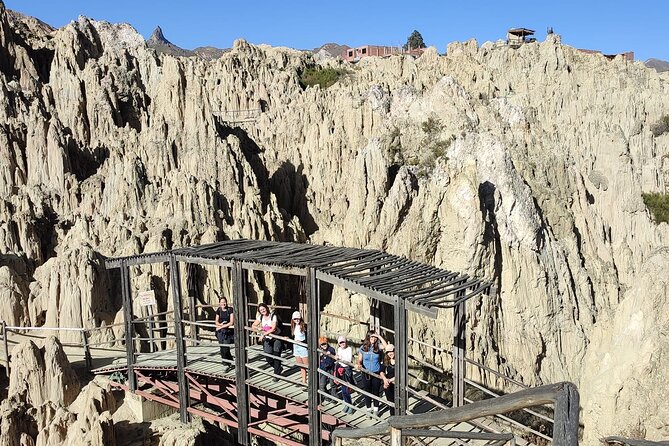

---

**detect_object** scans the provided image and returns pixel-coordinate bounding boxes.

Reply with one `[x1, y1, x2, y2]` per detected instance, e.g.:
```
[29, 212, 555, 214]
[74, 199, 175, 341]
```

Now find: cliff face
[1, 2, 669, 442]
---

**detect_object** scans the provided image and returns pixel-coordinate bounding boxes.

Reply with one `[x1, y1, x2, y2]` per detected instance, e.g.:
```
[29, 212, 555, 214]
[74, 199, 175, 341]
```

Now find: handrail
[601, 437, 669, 446]
[332, 382, 580, 446]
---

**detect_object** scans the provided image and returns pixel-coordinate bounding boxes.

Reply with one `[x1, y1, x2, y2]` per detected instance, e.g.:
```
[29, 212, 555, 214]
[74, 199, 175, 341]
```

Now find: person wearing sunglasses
[291, 311, 308, 385]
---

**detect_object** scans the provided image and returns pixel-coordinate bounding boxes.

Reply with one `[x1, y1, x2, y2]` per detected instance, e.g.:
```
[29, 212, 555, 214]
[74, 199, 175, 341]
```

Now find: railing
[601, 437, 669, 446]
[332, 382, 580, 446]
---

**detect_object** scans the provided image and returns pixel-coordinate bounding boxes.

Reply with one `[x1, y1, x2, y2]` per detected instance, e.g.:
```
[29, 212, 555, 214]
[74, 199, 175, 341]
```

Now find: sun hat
[318, 336, 328, 344]
[385, 344, 395, 352]
[292, 311, 302, 320]
[337, 335, 347, 344]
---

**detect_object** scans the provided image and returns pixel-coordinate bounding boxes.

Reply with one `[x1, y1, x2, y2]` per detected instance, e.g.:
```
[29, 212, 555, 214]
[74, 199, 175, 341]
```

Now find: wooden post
[121, 260, 137, 391]
[232, 261, 249, 445]
[81, 330, 93, 370]
[553, 382, 580, 446]
[390, 427, 403, 446]
[452, 298, 466, 407]
[370, 298, 380, 332]
[307, 267, 321, 446]
[169, 255, 190, 423]
[1, 320, 9, 378]
[394, 297, 407, 415]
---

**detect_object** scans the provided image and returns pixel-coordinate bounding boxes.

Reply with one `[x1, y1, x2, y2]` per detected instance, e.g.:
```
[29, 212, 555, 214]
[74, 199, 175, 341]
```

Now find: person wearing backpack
[252, 303, 283, 378]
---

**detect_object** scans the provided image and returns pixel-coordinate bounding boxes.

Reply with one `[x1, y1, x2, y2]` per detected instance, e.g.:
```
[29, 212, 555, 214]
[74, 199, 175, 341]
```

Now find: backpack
[271, 311, 286, 337]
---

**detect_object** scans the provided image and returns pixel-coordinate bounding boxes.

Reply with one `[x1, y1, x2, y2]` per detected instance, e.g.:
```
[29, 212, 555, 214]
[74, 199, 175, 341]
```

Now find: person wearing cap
[356, 330, 387, 416]
[318, 336, 337, 398]
[381, 344, 396, 415]
[335, 335, 355, 413]
[290, 311, 308, 385]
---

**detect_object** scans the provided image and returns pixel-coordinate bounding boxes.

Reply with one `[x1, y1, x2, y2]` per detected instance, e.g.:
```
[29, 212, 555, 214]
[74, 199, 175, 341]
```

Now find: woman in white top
[336, 335, 355, 413]
[251, 303, 283, 376]
[290, 311, 308, 385]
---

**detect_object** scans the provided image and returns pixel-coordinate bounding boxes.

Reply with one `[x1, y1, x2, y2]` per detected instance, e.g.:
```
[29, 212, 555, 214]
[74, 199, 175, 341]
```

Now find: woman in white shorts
[291, 311, 308, 385]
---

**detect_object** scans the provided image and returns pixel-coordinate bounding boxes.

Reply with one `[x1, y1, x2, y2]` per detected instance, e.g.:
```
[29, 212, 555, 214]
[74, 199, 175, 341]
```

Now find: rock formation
[1, 1, 669, 443]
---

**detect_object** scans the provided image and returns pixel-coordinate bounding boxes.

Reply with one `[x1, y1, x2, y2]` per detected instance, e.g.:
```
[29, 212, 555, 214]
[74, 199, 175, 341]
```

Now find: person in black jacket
[380, 343, 396, 415]
[215, 297, 235, 373]
[318, 336, 337, 398]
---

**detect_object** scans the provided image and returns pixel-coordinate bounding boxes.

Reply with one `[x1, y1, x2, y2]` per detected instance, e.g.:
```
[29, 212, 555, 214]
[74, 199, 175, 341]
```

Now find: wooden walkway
[93, 345, 476, 432]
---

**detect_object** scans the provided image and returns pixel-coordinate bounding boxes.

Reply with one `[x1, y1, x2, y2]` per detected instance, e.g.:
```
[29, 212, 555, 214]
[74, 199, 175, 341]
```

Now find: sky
[4, 0, 668, 62]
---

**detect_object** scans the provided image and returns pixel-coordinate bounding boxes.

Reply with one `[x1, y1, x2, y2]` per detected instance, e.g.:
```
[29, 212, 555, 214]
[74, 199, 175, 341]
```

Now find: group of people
[214, 298, 397, 415]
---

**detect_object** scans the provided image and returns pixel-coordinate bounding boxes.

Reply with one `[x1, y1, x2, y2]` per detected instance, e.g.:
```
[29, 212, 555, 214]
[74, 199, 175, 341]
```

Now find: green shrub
[299, 67, 348, 89]
[421, 117, 443, 136]
[650, 115, 669, 137]
[642, 193, 669, 224]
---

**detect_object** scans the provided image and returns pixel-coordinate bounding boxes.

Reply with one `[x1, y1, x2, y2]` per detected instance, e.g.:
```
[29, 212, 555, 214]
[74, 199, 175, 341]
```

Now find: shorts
[293, 345, 308, 358]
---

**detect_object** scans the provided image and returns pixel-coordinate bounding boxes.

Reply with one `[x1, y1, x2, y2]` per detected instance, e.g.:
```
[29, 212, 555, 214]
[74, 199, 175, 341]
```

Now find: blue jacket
[319, 346, 336, 371]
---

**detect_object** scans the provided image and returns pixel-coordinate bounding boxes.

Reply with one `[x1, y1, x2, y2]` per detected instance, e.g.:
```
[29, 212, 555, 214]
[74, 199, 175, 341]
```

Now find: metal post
[452, 298, 466, 407]
[187, 264, 198, 343]
[169, 255, 190, 423]
[232, 261, 249, 445]
[146, 304, 156, 353]
[121, 260, 137, 391]
[394, 298, 407, 415]
[81, 330, 93, 370]
[1, 320, 9, 378]
[307, 267, 321, 446]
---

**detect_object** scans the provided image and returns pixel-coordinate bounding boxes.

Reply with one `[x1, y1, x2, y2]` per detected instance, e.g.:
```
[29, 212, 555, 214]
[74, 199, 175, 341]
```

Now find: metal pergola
[105, 239, 494, 446]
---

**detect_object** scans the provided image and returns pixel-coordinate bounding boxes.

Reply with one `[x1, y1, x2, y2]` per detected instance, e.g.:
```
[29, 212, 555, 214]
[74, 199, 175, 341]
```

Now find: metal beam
[121, 260, 137, 390]
[232, 261, 250, 445]
[169, 255, 190, 423]
[452, 297, 466, 408]
[394, 297, 407, 415]
[307, 268, 321, 446]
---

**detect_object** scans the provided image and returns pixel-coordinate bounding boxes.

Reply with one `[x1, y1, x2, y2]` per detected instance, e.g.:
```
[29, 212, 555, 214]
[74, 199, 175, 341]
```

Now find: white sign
[138, 290, 156, 307]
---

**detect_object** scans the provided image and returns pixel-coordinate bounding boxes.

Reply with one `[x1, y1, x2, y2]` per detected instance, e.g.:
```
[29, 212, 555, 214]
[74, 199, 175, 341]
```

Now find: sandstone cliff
[1, 1, 669, 443]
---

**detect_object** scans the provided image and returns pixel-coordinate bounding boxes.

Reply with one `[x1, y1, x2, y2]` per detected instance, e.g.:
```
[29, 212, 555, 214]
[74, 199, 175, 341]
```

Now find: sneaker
[224, 365, 234, 373]
[372, 407, 379, 415]
[366, 407, 373, 414]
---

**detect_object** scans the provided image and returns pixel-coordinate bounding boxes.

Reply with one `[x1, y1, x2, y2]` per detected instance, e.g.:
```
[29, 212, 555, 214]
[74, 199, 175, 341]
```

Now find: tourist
[335, 335, 355, 413]
[291, 311, 308, 385]
[252, 303, 283, 377]
[356, 330, 387, 416]
[214, 296, 234, 373]
[380, 343, 396, 415]
[318, 336, 337, 398]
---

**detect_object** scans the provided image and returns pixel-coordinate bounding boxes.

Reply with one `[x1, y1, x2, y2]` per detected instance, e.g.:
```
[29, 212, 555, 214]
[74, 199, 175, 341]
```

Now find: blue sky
[5, 0, 668, 62]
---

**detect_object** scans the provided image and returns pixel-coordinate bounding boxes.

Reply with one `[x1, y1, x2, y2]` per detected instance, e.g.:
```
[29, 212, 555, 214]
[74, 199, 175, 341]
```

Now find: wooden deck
[93, 344, 462, 431]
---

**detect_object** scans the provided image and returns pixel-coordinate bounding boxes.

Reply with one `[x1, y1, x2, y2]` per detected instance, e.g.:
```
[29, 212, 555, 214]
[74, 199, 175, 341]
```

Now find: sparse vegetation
[415, 116, 453, 177]
[642, 193, 669, 224]
[650, 115, 669, 137]
[299, 67, 348, 89]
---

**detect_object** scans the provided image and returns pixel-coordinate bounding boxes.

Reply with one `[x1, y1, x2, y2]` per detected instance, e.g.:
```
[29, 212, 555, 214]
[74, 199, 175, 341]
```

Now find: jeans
[384, 384, 395, 415]
[263, 338, 283, 375]
[319, 370, 337, 398]
[215, 330, 234, 363]
[362, 374, 382, 409]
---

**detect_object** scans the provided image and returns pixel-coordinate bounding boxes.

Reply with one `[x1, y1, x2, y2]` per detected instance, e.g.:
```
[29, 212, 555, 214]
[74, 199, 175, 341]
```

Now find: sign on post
[138, 290, 156, 307]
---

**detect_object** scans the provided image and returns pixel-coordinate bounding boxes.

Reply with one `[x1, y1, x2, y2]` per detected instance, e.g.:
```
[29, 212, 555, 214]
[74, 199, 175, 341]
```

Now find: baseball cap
[385, 344, 395, 352]
[292, 311, 302, 320]
[337, 335, 347, 344]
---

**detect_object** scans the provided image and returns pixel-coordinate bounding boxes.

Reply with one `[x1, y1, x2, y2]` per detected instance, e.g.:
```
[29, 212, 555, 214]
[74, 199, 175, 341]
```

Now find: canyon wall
[1, 2, 669, 442]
